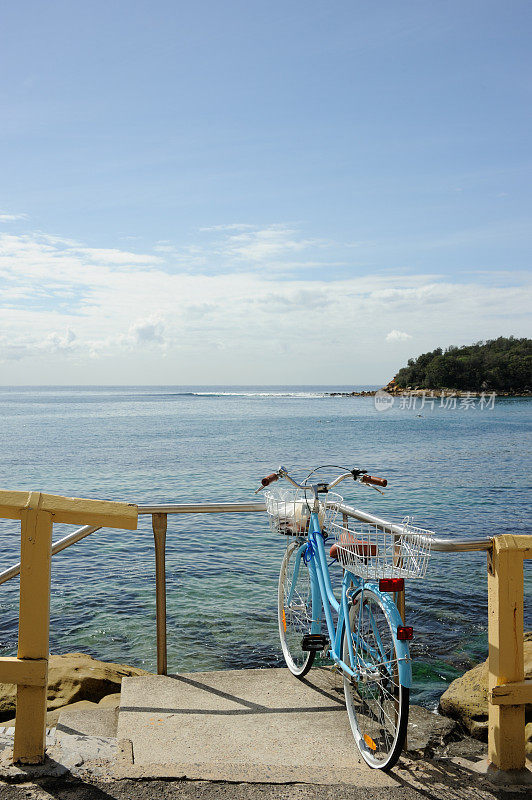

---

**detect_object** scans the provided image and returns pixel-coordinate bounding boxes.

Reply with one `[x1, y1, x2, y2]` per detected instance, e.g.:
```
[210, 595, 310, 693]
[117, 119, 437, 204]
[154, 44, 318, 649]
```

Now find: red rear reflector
[397, 626, 413, 641]
[379, 578, 404, 592]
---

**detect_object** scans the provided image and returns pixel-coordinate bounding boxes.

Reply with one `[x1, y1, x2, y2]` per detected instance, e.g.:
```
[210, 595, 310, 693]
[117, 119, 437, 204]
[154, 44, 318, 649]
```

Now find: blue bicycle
[259, 465, 433, 770]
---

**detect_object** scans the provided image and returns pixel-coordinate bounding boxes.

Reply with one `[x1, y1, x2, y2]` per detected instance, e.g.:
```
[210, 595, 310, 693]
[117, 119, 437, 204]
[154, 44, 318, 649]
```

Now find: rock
[326, 390, 376, 397]
[437, 734, 487, 760]
[1, 699, 99, 729]
[52, 731, 118, 768]
[0, 653, 151, 721]
[439, 661, 489, 739]
[406, 705, 457, 756]
[439, 632, 532, 740]
[97, 692, 121, 708]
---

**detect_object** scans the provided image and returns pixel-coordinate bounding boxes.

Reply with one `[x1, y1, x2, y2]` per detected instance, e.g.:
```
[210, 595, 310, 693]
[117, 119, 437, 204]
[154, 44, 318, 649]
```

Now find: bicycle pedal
[301, 634, 328, 652]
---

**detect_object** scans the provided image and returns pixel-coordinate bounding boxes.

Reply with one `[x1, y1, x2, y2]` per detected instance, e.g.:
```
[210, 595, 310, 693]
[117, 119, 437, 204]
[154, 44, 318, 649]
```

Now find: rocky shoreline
[327, 390, 377, 397]
[326, 386, 531, 398]
[383, 381, 531, 398]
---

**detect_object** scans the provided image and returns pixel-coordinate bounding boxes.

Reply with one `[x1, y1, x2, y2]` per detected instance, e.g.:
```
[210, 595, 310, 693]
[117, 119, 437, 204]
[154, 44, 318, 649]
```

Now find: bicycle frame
[288, 510, 412, 688]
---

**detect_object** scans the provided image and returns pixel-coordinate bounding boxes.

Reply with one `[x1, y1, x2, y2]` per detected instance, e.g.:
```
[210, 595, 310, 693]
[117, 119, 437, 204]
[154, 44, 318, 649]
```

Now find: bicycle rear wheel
[278, 541, 315, 677]
[342, 588, 409, 769]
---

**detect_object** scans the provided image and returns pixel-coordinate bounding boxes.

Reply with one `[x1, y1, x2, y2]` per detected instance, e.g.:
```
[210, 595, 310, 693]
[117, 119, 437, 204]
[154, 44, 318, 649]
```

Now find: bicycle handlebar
[261, 473, 279, 487]
[256, 465, 387, 494]
[361, 474, 388, 488]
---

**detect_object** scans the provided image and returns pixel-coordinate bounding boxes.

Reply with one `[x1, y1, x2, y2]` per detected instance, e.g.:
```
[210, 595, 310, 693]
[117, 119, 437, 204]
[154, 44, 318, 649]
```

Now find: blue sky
[0, 1, 530, 384]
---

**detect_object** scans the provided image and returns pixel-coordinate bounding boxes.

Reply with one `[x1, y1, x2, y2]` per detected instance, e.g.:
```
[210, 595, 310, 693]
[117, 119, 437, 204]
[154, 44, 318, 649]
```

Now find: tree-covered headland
[390, 337, 531, 394]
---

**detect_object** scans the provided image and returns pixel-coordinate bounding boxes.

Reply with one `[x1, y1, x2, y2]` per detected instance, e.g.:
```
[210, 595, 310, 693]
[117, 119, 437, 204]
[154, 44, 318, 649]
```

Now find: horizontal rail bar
[141, 500, 493, 552]
[0, 500, 493, 589]
[490, 679, 532, 706]
[138, 502, 267, 514]
[337, 502, 493, 552]
[0, 490, 136, 529]
[0, 657, 47, 687]
[425, 538, 493, 552]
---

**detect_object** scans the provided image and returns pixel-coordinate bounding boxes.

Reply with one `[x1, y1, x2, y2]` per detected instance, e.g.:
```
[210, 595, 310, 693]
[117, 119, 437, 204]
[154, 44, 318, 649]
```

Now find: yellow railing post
[13, 492, 53, 763]
[0, 489, 138, 765]
[487, 534, 532, 771]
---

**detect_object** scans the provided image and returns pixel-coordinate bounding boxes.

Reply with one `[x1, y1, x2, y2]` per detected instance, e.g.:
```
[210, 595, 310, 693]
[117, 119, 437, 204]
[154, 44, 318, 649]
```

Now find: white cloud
[45, 328, 77, 352]
[0, 328, 77, 361]
[73, 247, 162, 267]
[184, 303, 218, 320]
[0, 222, 530, 383]
[0, 212, 28, 222]
[128, 317, 166, 346]
[386, 329, 412, 342]
[199, 223, 255, 232]
[221, 224, 322, 263]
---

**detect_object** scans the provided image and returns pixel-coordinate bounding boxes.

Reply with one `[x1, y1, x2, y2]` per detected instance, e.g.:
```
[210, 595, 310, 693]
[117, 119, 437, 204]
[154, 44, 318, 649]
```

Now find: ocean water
[0, 385, 530, 710]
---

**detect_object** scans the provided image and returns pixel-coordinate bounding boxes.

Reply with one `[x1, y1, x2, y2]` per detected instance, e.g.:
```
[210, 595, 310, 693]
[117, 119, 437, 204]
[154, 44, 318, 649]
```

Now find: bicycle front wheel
[342, 588, 409, 770]
[278, 541, 315, 677]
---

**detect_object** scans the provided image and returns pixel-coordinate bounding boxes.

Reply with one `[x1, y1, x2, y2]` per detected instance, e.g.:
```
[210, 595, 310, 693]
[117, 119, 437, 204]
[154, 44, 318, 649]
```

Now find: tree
[393, 338, 531, 392]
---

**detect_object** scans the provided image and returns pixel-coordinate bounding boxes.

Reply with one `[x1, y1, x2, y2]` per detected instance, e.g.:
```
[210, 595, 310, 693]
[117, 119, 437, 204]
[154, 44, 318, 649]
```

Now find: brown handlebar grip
[261, 473, 279, 487]
[362, 474, 388, 488]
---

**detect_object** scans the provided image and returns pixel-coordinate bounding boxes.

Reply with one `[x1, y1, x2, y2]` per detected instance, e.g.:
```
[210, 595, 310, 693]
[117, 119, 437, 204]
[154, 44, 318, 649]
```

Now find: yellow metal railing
[0, 490, 137, 764]
[0, 493, 529, 772]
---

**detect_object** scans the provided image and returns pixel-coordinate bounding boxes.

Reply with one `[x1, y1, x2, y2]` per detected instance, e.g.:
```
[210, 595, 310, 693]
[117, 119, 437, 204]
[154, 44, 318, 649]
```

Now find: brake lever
[360, 480, 386, 496]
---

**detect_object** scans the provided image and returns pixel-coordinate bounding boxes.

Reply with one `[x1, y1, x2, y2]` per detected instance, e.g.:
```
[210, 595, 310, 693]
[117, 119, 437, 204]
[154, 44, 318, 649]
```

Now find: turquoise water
[0, 386, 530, 709]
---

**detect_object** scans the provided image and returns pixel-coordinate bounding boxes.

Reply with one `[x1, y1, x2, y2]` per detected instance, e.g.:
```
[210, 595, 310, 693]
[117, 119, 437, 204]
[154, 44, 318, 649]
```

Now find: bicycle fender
[352, 579, 412, 690]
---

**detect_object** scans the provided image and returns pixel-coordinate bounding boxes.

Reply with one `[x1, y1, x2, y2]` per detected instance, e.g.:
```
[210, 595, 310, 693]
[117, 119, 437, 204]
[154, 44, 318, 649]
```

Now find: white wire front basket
[329, 515, 434, 579]
[263, 487, 343, 536]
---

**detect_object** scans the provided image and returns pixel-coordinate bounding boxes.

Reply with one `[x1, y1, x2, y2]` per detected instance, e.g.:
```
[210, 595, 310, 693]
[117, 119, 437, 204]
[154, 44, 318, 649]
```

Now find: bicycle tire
[278, 541, 316, 677]
[342, 588, 409, 769]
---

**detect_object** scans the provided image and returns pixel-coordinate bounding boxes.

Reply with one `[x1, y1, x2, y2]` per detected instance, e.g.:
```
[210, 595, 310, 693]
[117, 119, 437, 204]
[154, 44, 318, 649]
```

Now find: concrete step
[57, 707, 119, 739]
[116, 666, 397, 785]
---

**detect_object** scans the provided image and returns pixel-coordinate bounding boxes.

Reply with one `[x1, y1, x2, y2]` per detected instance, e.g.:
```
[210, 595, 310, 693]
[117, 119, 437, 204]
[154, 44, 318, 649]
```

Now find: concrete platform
[57, 707, 119, 738]
[116, 667, 397, 785]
